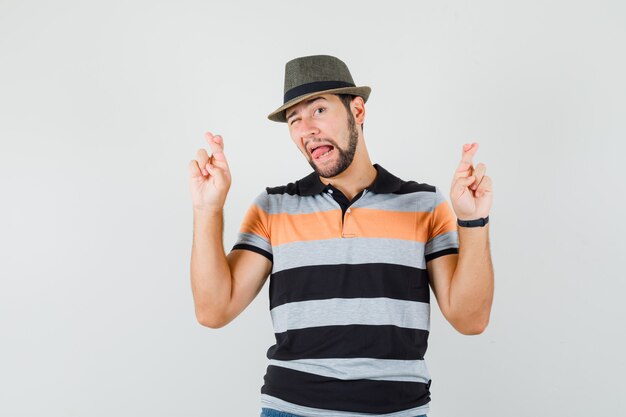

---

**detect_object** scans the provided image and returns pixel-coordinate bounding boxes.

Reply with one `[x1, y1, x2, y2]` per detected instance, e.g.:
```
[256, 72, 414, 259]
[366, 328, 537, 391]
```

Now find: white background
[1, 1, 624, 416]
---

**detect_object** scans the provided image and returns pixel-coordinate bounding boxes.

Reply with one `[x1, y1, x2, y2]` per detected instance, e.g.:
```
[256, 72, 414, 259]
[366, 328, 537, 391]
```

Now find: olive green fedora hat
[267, 54, 371, 123]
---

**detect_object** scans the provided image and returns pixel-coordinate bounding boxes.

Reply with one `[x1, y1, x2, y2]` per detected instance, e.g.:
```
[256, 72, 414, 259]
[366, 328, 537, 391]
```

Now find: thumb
[189, 160, 203, 178]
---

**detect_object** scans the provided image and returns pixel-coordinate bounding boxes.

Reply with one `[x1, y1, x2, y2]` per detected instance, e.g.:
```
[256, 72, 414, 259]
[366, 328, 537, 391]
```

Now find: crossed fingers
[454, 143, 491, 198]
[194, 131, 230, 176]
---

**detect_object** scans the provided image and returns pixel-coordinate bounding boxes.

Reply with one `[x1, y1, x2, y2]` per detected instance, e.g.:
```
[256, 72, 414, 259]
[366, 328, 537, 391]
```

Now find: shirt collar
[297, 163, 404, 196]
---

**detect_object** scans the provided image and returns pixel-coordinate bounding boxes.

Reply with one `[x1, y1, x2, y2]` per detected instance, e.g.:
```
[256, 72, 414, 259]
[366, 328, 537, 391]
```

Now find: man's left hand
[450, 142, 493, 220]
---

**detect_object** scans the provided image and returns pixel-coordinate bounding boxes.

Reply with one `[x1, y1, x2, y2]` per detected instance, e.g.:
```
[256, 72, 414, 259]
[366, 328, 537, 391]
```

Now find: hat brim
[267, 86, 371, 123]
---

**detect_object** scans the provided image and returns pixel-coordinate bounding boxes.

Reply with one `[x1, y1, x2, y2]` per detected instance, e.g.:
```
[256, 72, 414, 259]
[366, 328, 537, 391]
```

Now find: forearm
[449, 223, 494, 333]
[190, 209, 232, 326]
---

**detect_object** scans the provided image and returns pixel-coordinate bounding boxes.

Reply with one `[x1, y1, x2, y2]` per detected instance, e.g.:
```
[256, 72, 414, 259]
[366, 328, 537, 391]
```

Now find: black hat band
[284, 80, 355, 103]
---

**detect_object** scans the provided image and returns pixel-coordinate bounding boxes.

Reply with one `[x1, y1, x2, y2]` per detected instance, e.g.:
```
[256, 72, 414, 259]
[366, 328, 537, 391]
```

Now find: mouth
[310, 144, 335, 161]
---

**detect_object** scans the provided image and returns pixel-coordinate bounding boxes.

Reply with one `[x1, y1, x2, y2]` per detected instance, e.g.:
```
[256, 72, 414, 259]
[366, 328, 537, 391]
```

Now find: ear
[351, 96, 366, 126]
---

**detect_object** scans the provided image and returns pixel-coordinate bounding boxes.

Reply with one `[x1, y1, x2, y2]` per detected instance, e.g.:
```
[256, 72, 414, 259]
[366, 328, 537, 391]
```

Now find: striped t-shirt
[231, 163, 459, 417]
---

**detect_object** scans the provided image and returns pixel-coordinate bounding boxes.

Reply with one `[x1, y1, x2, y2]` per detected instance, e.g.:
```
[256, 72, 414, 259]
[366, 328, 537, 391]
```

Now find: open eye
[314, 107, 326, 115]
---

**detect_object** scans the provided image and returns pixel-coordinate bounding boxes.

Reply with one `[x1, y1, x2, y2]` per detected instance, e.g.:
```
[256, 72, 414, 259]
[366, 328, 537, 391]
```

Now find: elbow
[197, 315, 225, 329]
[458, 323, 488, 335]
[455, 318, 489, 335]
[197, 318, 223, 329]
[195, 309, 226, 329]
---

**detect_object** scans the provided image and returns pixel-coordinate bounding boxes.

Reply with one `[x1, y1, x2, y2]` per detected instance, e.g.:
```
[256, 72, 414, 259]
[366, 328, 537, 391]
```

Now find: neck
[318, 149, 377, 201]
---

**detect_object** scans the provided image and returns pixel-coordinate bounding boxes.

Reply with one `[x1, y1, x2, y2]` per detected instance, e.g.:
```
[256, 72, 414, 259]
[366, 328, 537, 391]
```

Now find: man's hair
[335, 94, 364, 133]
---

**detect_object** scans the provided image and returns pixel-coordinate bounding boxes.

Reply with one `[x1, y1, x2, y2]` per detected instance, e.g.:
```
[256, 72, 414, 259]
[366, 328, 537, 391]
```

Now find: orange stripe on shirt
[265, 208, 434, 246]
[239, 203, 271, 240]
[429, 200, 457, 240]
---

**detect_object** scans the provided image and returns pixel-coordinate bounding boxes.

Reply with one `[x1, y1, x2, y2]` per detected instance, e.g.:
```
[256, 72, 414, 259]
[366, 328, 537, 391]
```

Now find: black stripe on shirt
[266, 324, 429, 361]
[231, 244, 273, 263]
[269, 263, 430, 309]
[261, 364, 431, 414]
[425, 247, 459, 263]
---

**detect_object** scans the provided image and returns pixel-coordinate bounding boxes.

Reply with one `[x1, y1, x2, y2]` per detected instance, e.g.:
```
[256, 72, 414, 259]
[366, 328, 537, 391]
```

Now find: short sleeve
[230, 190, 273, 263]
[424, 186, 459, 262]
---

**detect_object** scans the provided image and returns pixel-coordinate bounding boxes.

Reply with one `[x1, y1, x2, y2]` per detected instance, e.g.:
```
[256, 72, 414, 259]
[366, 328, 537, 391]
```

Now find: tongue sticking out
[312, 145, 333, 159]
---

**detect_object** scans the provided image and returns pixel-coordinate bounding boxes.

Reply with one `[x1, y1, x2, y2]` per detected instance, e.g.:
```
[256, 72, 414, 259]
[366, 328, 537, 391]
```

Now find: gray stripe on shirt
[270, 297, 430, 333]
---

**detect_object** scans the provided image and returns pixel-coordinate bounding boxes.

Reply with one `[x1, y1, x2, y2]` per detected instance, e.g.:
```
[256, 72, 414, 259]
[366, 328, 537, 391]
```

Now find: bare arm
[428, 224, 494, 335]
[190, 209, 272, 328]
[188, 132, 271, 328]
[428, 141, 495, 335]
[190, 209, 231, 327]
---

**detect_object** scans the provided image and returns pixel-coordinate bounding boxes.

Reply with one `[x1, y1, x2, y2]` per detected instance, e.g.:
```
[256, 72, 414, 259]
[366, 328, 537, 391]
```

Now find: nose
[297, 115, 320, 140]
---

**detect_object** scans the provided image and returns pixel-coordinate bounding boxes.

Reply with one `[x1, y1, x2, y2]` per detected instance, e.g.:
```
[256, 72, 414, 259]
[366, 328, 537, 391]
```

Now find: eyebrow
[286, 97, 327, 122]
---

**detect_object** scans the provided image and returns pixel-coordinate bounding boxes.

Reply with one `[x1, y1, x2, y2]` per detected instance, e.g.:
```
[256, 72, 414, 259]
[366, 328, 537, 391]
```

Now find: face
[286, 94, 360, 178]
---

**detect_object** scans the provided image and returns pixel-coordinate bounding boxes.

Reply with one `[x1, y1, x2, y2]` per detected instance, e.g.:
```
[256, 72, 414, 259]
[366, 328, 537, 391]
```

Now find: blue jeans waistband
[260, 408, 427, 417]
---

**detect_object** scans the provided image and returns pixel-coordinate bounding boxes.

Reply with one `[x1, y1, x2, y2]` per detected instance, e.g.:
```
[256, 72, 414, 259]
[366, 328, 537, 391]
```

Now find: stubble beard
[308, 113, 359, 179]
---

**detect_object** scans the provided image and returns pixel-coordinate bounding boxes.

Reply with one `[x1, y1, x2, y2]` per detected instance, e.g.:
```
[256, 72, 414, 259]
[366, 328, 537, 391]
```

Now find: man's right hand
[188, 131, 232, 213]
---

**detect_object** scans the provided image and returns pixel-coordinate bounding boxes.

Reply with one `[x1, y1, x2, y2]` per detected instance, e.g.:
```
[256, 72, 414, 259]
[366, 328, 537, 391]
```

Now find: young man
[189, 55, 494, 417]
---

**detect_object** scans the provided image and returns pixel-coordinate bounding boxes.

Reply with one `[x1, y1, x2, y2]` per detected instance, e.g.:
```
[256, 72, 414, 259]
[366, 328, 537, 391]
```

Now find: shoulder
[371, 163, 436, 195]
[253, 175, 310, 213]
[395, 180, 442, 215]
[395, 179, 437, 195]
[265, 181, 299, 196]
[265, 170, 320, 197]
[383, 167, 444, 213]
